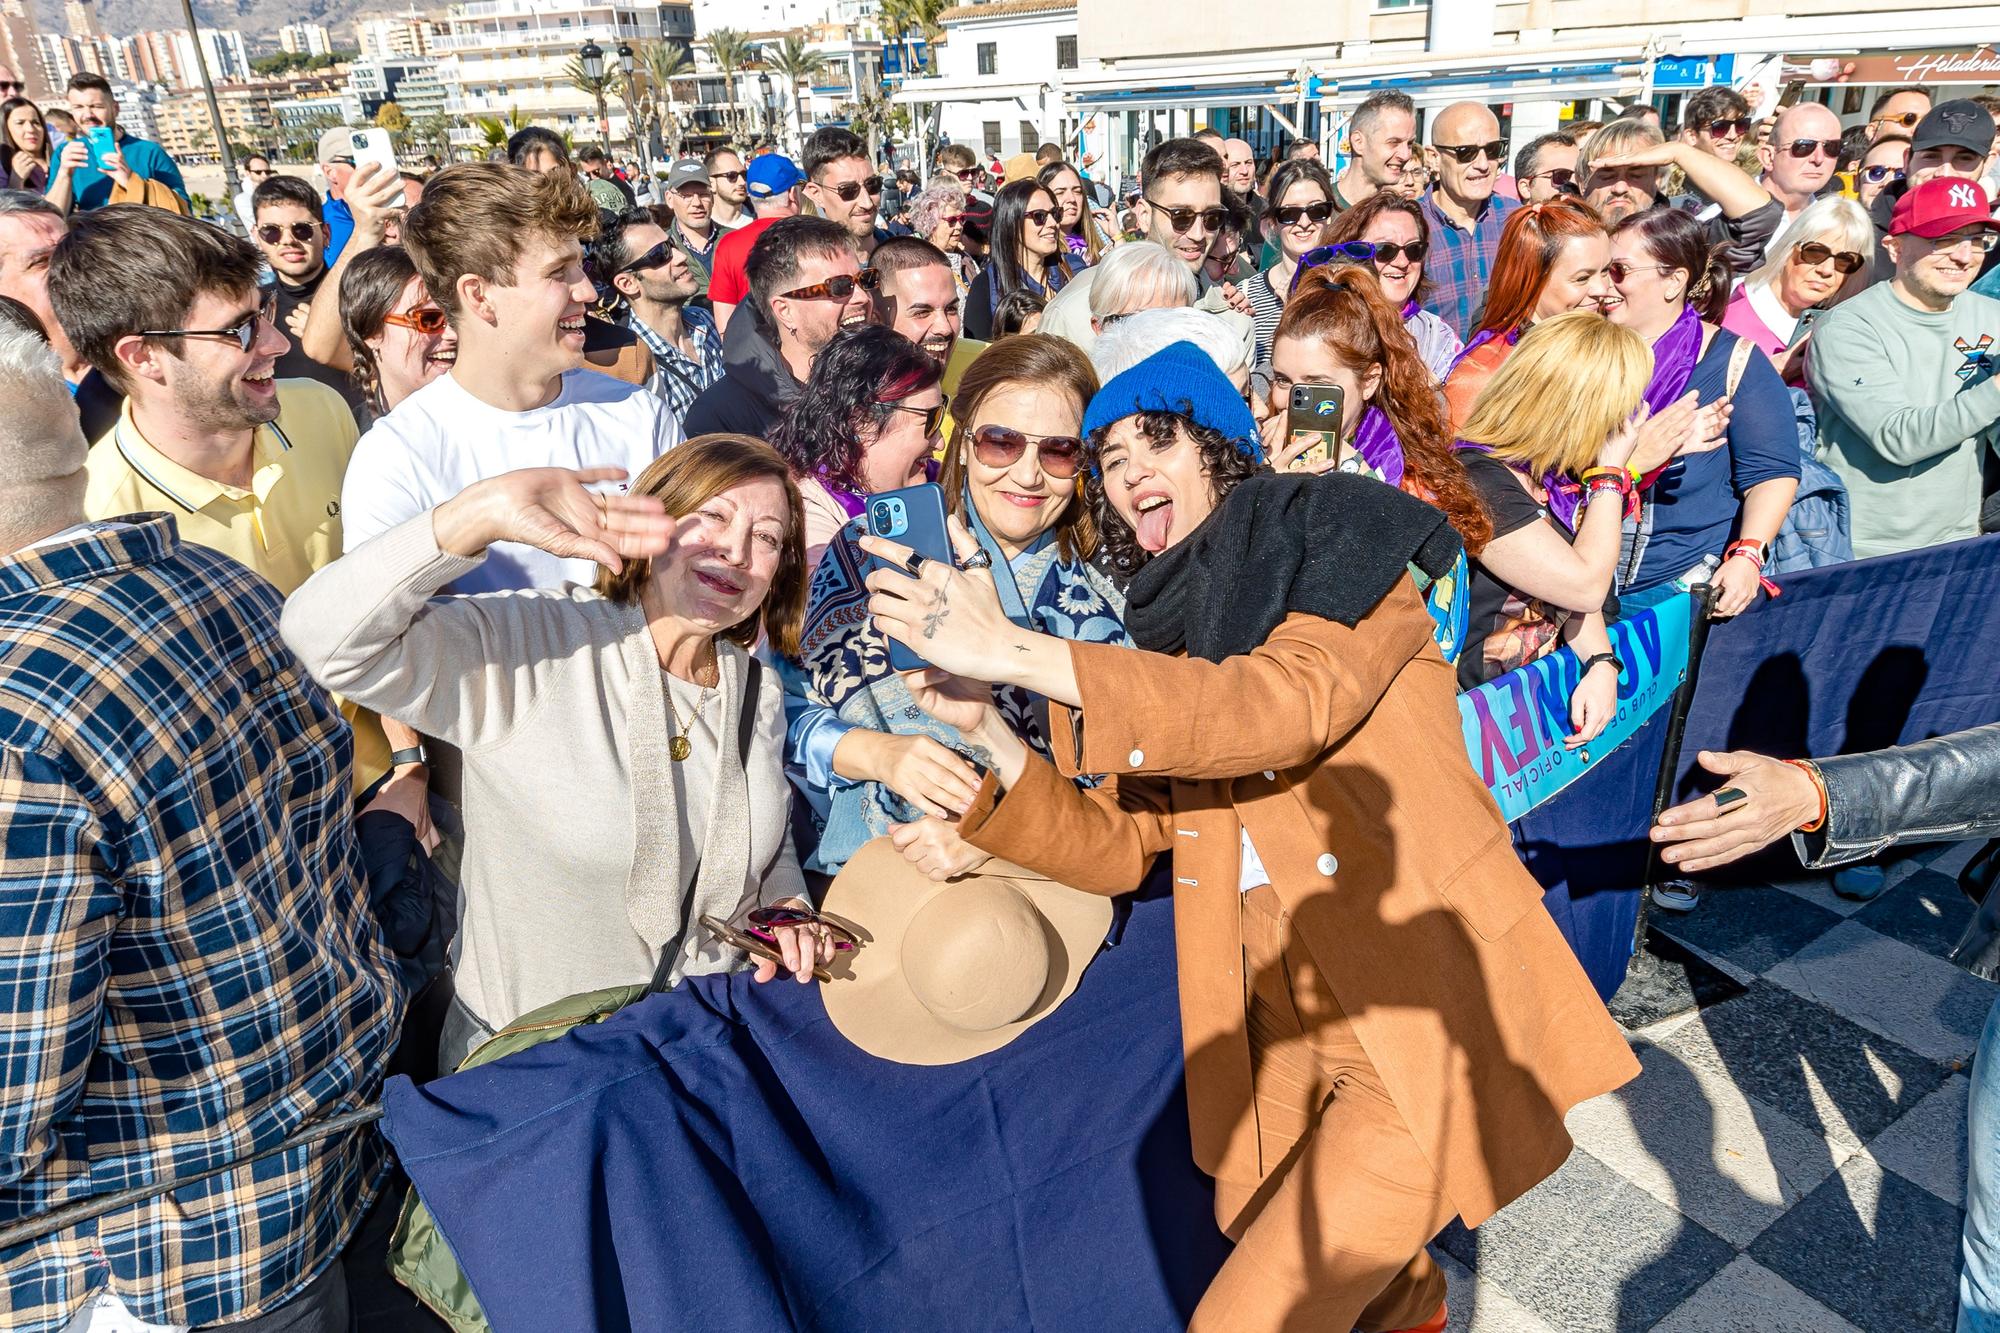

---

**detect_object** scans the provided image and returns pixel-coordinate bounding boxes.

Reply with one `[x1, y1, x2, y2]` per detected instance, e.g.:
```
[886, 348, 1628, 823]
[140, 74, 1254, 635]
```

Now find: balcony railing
[429, 22, 654, 52]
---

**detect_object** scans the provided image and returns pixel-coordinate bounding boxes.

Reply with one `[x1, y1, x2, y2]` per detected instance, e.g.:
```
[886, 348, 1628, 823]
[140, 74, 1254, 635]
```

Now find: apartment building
[280, 23, 336, 57]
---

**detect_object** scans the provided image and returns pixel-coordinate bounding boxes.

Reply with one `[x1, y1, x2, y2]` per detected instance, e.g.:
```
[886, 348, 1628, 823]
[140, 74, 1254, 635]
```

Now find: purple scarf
[816, 457, 942, 520]
[1632, 304, 1705, 490]
[1350, 407, 1406, 488]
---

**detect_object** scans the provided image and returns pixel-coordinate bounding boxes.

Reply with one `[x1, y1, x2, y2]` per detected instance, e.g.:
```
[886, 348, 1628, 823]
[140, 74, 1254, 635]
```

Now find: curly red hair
[1277, 264, 1493, 553]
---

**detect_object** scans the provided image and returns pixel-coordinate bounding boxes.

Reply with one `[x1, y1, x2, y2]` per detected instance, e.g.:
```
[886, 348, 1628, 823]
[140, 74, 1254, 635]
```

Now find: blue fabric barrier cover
[381, 885, 1230, 1332]
[1677, 535, 2000, 791]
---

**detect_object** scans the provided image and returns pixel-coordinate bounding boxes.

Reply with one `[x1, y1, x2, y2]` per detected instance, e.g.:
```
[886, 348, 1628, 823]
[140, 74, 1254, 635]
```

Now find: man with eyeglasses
[1418, 101, 1519, 339]
[50, 202, 398, 801]
[685, 215, 875, 439]
[1755, 101, 1845, 254]
[707, 145, 751, 231]
[1810, 176, 2000, 560]
[936, 142, 982, 191]
[250, 174, 366, 416]
[1677, 85, 1755, 163]
[802, 127, 890, 259]
[1855, 133, 1911, 211]
[1864, 100, 1997, 285]
[596, 206, 723, 428]
[1513, 131, 1579, 204]
[660, 157, 721, 297]
[233, 152, 275, 231]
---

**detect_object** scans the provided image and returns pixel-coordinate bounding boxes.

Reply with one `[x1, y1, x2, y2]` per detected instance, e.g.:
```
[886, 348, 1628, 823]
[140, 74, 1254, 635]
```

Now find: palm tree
[763, 34, 827, 151]
[705, 28, 754, 142]
[470, 105, 533, 152]
[634, 39, 693, 160]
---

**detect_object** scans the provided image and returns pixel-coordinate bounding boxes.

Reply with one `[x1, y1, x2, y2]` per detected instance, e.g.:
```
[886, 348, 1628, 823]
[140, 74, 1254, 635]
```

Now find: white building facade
[279, 23, 335, 57]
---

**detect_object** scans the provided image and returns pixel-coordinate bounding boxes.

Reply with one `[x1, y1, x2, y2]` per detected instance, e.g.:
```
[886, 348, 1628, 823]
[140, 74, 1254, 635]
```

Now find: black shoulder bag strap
[646, 655, 765, 994]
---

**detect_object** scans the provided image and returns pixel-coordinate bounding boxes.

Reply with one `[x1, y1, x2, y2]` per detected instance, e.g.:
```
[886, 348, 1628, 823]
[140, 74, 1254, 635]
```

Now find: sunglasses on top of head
[382, 305, 449, 336]
[1434, 140, 1507, 164]
[256, 221, 320, 245]
[824, 175, 883, 202]
[969, 422, 1084, 478]
[780, 269, 881, 302]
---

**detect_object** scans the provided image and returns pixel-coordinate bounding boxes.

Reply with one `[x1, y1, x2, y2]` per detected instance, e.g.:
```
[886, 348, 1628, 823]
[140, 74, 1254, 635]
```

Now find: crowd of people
[0, 71, 1997, 1333]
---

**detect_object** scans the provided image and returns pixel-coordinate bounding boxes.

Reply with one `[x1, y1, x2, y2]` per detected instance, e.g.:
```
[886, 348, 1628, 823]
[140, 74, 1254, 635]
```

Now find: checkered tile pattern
[1435, 842, 1990, 1331]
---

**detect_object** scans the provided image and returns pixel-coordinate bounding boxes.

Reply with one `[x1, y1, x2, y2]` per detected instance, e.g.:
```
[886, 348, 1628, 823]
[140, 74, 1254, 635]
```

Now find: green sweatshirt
[1809, 280, 2000, 559]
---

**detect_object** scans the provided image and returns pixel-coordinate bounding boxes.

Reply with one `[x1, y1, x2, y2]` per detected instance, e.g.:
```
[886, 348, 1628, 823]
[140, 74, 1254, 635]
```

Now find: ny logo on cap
[1951, 183, 1982, 210]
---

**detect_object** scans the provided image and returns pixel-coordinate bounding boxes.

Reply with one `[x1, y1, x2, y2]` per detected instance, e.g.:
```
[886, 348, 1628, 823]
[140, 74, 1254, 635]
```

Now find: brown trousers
[1190, 885, 1454, 1333]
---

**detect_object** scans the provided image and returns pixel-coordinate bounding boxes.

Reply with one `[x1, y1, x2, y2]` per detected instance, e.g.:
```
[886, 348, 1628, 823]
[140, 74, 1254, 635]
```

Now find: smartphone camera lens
[870, 503, 890, 529]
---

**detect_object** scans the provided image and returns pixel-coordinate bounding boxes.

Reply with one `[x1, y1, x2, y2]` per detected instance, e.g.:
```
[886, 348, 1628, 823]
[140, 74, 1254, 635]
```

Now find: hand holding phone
[1283, 383, 1346, 471]
[863, 483, 955, 673]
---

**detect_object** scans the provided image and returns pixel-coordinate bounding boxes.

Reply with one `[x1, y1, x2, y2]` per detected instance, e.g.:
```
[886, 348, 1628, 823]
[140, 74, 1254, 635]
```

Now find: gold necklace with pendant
[663, 642, 719, 762]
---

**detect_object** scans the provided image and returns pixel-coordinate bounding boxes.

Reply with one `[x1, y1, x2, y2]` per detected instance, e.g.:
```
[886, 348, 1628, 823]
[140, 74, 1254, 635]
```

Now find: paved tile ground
[1442, 842, 1989, 1333]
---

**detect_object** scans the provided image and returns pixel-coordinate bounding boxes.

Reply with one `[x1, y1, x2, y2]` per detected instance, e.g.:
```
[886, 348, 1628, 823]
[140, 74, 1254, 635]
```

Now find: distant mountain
[34, 0, 374, 46]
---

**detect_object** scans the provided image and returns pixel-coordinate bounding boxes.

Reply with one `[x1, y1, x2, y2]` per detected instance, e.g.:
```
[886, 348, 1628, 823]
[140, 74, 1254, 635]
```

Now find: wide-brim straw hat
[818, 837, 1112, 1066]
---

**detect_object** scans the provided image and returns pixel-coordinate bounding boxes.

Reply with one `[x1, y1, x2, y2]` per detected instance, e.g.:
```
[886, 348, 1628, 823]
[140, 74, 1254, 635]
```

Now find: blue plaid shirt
[0, 517, 403, 1332]
[1419, 189, 1519, 341]
[626, 304, 726, 429]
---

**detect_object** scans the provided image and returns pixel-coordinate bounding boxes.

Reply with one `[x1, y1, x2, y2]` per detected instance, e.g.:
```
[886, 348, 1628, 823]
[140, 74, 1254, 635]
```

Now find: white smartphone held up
[346, 127, 402, 202]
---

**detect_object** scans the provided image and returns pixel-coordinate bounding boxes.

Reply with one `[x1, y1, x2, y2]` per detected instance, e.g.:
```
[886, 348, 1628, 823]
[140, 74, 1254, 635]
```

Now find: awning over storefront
[1309, 42, 1647, 111]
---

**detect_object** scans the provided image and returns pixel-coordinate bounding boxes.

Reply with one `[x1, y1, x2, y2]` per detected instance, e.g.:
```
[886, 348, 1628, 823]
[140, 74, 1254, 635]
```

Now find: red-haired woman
[1443, 197, 1613, 430]
[1260, 263, 1490, 665]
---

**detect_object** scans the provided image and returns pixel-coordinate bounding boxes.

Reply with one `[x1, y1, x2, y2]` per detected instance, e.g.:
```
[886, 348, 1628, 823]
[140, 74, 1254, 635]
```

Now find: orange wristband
[1785, 759, 1828, 833]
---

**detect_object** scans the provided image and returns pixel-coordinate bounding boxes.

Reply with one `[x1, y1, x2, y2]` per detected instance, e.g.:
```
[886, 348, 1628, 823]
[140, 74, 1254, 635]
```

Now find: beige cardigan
[281, 514, 803, 1031]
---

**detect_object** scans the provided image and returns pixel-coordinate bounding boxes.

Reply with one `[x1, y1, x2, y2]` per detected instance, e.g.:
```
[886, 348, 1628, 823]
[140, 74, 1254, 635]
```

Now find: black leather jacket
[1793, 723, 2000, 869]
[1793, 723, 2000, 980]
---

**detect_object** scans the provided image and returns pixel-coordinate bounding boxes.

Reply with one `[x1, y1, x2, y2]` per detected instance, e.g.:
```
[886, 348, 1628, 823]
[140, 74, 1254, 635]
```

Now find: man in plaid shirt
[593, 206, 724, 430]
[0, 325, 403, 1331]
[1418, 101, 1520, 341]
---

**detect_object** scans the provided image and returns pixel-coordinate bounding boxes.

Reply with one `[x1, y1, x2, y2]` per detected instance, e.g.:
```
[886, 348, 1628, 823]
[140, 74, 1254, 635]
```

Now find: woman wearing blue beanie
[860, 339, 1638, 1333]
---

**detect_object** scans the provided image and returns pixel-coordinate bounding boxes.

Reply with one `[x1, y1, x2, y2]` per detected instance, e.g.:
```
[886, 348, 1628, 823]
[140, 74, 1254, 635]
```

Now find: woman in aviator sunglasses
[787, 334, 1129, 880]
[963, 179, 1083, 341]
[1721, 195, 1873, 381]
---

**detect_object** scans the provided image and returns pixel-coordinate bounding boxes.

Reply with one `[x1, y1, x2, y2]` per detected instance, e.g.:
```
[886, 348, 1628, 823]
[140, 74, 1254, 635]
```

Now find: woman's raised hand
[862, 515, 1017, 681]
[431, 467, 673, 572]
[1596, 402, 1652, 471]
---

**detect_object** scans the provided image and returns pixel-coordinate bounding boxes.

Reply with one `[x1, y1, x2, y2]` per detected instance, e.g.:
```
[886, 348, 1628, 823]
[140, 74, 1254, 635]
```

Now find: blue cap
[747, 153, 804, 199]
[1082, 341, 1263, 472]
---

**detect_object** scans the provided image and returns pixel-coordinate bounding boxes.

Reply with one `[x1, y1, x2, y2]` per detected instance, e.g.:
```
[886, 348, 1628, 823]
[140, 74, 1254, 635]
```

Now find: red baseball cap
[1890, 176, 2000, 239]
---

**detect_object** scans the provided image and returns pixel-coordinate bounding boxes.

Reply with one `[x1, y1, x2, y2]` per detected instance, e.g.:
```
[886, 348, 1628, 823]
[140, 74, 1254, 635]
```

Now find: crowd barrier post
[1624, 582, 1721, 981]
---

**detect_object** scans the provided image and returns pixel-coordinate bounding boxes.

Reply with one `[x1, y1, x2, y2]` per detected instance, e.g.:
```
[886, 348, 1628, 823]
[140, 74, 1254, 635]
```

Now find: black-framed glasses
[1272, 201, 1334, 226]
[1434, 140, 1506, 164]
[883, 398, 946, 437]
[138, 293, 276, 353]
[1146, 198, 1227, 234]
[616, 238, 676, 274]
[0, 80, 22, 95]
[255, 221, 319, 244]
[970, 422, 1083, 478]
[779, 269, 880, 301]
[826, 175, 883, 202]
[1022, 207, 1056, 226]
[1783, 138, 1841, 160]
[1695, 117, 1753, 138]
[1858, 164, 1905, 185]
[245, 164, 277, 178]
[1791, 241, 1866, 274]
[710, 169, 745, 183]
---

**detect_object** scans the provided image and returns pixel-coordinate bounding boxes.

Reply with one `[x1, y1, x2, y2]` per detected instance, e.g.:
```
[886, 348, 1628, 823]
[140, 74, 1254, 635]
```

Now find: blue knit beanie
[1082, 341, 1263, 474]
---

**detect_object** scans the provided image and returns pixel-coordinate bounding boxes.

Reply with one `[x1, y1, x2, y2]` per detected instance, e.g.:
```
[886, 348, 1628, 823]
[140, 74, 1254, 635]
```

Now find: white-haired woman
[1091, 305, 1255, 399]
[1721, 195, 1872, 383]
[910, 180, 975, 300]
[1087, 239, 1197, 333]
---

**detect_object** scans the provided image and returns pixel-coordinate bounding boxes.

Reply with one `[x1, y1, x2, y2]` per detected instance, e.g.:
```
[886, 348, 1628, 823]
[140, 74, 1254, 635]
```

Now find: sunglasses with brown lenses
[970, 423, 1084, 478]
[1791, 241, 1865, 275]
[780, 269, 881, 301]
[382, 306, 449, 335]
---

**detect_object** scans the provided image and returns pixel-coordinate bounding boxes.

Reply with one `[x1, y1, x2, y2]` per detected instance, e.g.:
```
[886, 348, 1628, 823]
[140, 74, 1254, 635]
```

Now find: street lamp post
[580, 38, 609, 151]
[178, 0, 239, 217]
[757, 72, 775, 151]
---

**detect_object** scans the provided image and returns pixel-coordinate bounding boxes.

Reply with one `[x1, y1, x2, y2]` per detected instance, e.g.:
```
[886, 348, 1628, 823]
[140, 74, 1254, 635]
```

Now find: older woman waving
[790, 334, 1129, 878]
[284, 436, 829, 1069]
[862, 344, 1637, 1333]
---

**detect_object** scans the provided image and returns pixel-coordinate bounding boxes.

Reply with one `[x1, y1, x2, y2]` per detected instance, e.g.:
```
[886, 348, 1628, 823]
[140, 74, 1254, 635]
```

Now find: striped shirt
[0, 517, 403, 1333]
[626, 305, 726, 429]
[1419, 188, 1519, 342]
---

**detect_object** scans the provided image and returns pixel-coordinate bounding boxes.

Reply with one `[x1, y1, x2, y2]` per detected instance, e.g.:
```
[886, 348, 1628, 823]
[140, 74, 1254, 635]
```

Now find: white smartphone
[346, 127, 402, 202]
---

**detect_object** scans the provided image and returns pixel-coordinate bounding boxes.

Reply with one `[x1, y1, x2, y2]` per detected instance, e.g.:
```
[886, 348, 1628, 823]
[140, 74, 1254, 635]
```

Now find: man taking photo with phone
[62, 72, 187, 213]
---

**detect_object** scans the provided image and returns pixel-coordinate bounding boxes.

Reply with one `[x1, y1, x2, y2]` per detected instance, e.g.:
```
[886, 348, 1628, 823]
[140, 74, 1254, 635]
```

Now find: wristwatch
[1579, 652, 1624, 678]
[390, 744, 429, 770]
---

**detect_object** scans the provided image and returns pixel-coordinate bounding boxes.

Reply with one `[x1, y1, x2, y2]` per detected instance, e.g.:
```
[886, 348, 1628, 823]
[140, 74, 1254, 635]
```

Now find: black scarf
[1124, 471, 1463, 663]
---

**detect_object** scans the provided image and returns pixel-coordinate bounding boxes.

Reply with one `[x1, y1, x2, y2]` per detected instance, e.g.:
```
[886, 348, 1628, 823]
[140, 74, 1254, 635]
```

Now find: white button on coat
[1316, 852, 1339, 877]
[1263, 770, 1276, 781]
[1128, 748, 1145, 766]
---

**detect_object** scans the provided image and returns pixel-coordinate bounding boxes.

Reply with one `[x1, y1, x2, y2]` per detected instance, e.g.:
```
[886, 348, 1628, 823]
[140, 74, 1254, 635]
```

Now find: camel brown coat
[958, 580, 1640, 1233]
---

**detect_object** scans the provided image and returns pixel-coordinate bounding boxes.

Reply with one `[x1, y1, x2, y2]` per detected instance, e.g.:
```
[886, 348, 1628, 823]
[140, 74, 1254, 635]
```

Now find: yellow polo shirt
[85, 379, 392, 794]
